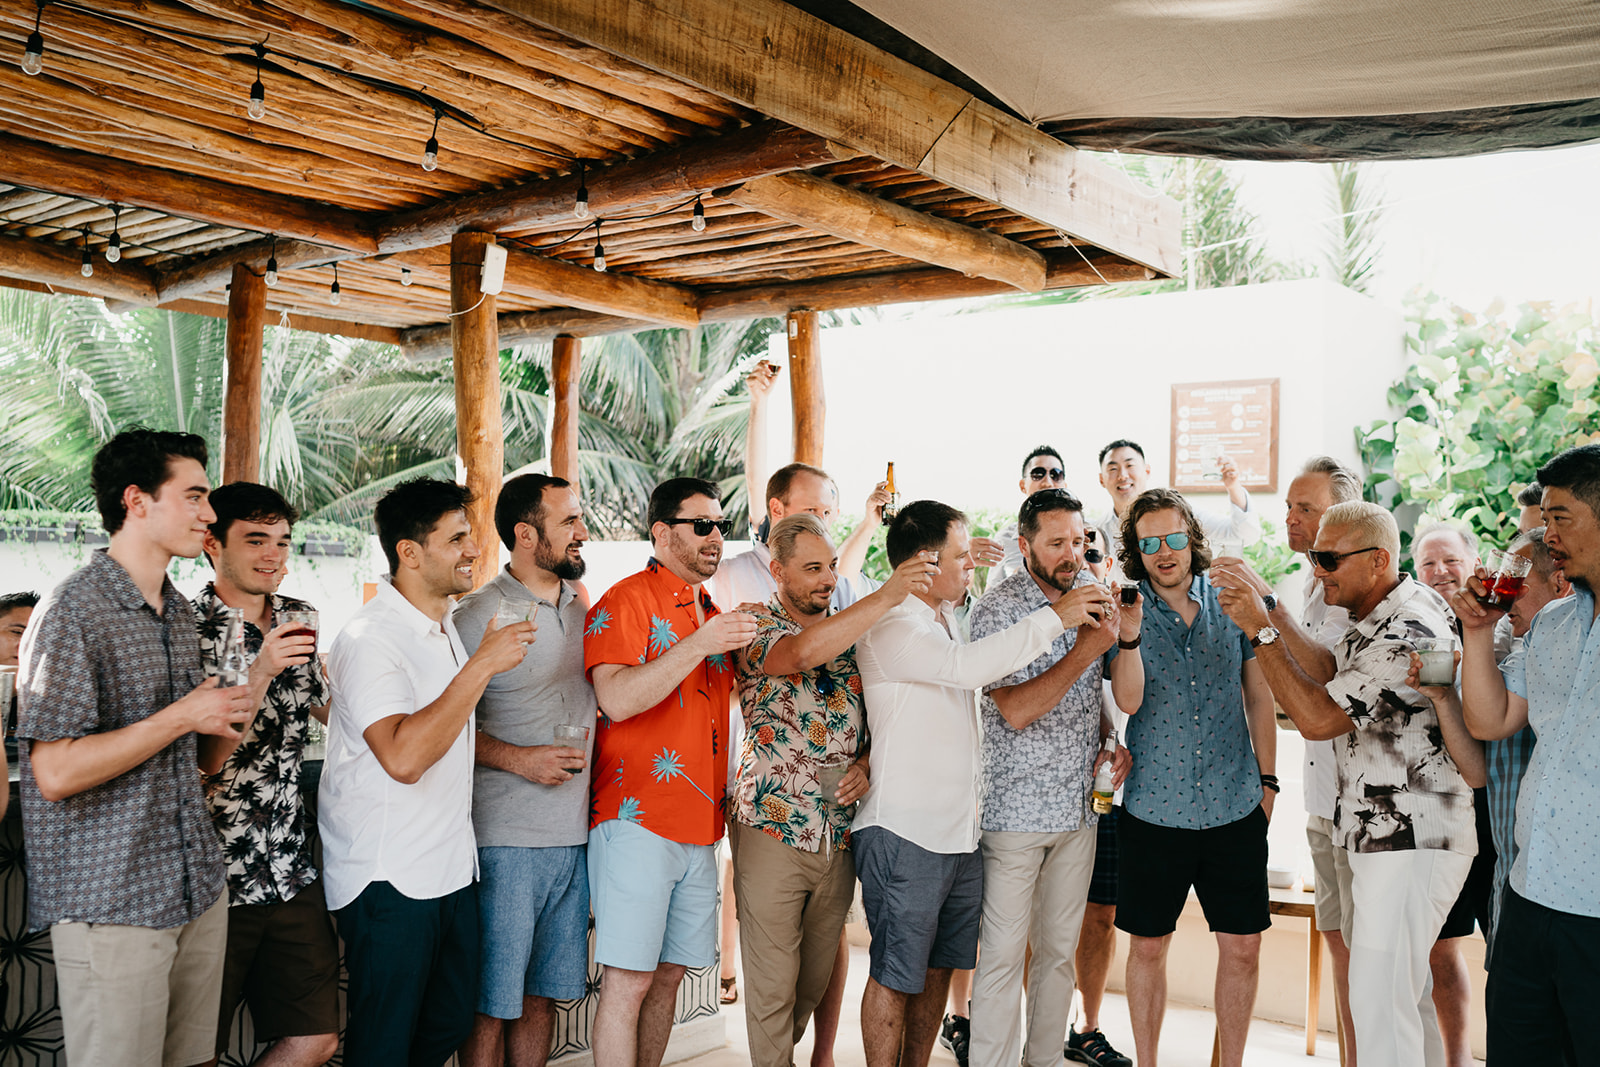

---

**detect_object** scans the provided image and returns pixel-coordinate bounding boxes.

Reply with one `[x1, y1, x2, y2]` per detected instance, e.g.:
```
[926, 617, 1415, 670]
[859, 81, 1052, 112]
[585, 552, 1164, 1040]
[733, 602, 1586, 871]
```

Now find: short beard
[1023, 544, 1076, 595]
[534, 536, 587, 581]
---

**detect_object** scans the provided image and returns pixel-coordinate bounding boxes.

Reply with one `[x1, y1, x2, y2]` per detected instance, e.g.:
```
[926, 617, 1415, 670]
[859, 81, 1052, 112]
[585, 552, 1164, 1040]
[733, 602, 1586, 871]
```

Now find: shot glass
[1214, 538, 1244, 560]
[1415, 638, 1457, 686]
[1119, 579, 1140, 606]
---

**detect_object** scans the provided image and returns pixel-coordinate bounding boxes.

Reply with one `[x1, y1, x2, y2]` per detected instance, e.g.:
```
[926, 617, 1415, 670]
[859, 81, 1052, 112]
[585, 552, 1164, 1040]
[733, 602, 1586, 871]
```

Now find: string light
[247, 43, 266, 119]
[328, 262, 341, 305]
[574, 162, 589, 218]
[592, 221, 606, 273]
[264, 236, 278, 287]
[400, 266, 413, 286]
[691, 196, 706, 232]
[103, 205, 122, 263]
[422, 110, 441, 172]
[79, 229, 93, 278]
[21, 1, 44, 76]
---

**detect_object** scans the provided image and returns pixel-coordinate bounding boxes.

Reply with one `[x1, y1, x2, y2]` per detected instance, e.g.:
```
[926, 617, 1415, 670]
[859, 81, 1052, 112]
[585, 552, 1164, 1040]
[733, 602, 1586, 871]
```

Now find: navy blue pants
[335, 880, 480, 1067]
[1487, 888, 1598, 1065]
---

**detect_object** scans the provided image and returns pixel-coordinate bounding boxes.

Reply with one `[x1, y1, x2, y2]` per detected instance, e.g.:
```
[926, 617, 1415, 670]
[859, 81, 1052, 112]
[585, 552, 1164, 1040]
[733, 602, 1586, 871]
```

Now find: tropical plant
[1357, 293, 1600, 559]
[1322, 161, 1385, 295]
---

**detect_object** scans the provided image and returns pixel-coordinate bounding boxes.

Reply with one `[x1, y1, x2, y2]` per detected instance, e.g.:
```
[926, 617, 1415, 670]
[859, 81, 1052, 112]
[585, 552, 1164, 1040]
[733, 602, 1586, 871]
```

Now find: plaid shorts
[1087, 805, 1119, 906]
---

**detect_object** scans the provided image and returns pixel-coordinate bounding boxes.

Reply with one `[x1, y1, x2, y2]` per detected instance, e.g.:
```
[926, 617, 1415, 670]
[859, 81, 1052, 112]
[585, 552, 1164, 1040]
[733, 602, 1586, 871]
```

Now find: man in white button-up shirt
[320, 479, 532, 1067]
[852, 499, 1114, 1067]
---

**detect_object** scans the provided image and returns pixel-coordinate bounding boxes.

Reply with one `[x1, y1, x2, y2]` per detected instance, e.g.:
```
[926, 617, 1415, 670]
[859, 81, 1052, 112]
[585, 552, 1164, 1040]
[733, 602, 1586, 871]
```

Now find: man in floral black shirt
[194, 482, 339, 1066]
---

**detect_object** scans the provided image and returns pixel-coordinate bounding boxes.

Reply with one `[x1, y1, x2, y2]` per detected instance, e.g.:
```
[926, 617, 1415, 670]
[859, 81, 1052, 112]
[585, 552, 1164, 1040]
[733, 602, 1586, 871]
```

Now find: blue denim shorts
[587, 819, 718, 971]
[476, 844, 591, 1013]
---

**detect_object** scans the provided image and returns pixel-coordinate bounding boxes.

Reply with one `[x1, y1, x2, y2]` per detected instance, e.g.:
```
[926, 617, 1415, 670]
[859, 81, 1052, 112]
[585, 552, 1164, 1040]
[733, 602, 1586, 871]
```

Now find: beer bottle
[881, 462, 898, 522]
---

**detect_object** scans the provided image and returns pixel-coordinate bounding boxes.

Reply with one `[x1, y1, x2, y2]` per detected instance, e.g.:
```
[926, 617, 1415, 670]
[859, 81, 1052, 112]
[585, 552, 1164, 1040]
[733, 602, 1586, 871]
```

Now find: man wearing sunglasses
[730, 513, 936, 1067]
[583, 477, 758, 1067]
[1092, 440, 1259, 566]
[1112, 489, 1276, 1067]
[994, 445, 1069, 581]
[1219, 501, 1483, 1067]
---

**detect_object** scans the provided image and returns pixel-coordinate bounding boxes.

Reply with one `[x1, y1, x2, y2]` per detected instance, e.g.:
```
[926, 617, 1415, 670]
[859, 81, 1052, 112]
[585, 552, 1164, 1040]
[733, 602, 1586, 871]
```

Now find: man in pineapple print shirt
[583, 477, 757, 1067]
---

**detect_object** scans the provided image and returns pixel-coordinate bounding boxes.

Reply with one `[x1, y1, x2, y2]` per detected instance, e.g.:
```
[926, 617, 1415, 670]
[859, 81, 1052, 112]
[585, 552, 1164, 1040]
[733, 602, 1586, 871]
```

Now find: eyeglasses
[1137, 532, 1190, 555]
[660, 518, 733, 537]
[1029, 466, 1065, 482]
[1310, 546, 1379, 572]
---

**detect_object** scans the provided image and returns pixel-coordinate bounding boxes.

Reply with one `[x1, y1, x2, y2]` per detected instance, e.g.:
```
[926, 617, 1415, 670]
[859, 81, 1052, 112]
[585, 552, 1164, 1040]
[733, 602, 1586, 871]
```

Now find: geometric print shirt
[193, 584, 331, 906]
[1326, 576, 1475, 856]
[583, 558, 735, 846]
[733, 596, 866, 853]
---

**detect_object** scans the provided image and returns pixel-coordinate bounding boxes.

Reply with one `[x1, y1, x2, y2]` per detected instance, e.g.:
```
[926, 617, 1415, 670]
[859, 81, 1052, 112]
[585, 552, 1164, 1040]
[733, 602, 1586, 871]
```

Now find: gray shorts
[1306, 814, 1351, 933]
[855, 826, 983, 994]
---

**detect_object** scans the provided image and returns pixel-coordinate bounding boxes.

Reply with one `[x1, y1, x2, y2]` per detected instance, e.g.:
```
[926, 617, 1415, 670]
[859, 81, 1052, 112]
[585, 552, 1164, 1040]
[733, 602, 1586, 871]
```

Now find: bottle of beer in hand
[1092, 736, 1117, 815]
[881, 461, 899, 523]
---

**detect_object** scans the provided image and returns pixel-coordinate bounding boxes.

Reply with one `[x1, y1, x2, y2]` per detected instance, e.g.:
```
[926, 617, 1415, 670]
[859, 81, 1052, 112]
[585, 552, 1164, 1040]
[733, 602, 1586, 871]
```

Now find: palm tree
[1321, 161, 1385, 295]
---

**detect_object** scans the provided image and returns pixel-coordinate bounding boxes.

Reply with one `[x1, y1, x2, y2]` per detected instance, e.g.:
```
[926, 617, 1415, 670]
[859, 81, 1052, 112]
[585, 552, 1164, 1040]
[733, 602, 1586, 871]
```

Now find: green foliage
[1357, 293, 1600, 556]
[1242, 518, 1302, 588]
[1322, 162, 1384, 295]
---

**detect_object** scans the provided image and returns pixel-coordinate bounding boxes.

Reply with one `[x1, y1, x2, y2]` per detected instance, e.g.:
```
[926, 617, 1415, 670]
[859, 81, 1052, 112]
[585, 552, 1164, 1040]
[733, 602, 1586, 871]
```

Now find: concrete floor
[689, 943, 1355, 1067]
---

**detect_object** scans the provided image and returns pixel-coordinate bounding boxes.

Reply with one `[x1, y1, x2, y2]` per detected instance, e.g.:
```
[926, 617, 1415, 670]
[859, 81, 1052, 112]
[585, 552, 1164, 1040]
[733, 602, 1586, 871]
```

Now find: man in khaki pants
[731, 514, 933, 1067]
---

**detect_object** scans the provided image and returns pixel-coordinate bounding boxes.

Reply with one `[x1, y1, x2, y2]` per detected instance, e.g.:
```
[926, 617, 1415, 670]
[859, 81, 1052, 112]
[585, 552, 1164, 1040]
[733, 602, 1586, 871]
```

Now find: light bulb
[104, 233, 122, 263]
[329, 281, 341, 306]
[264, 256, 279, 287]
[593, 241, 606, 273]
[574, 186, 589, 218]
[22, 31, 42, 76]
[400, 267, 413, 286]
[80, 248, 93, 278]
[691, 199, 706, 232]
[248, 79, 265, 119]
[422, 136, 438, 171]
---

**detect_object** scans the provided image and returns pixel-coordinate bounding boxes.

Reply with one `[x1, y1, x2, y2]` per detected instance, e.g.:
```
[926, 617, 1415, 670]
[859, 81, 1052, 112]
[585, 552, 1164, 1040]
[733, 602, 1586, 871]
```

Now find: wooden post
[786, 310, 824, 466]
[550, 334, 581, 486]
[451, 231, 502, 590]
[221, 262, 265, 484]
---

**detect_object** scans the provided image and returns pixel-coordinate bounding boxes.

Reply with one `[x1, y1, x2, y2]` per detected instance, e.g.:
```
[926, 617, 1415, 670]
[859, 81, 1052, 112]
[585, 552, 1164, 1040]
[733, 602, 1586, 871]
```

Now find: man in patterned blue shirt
[1458, 444, 1600, 1063]
[1113, 489, 1276, 1067]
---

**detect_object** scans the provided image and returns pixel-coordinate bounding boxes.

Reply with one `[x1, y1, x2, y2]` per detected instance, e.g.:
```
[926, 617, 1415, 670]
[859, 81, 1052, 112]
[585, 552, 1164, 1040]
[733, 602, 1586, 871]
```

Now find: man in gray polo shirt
[456, 474, 598, 1067]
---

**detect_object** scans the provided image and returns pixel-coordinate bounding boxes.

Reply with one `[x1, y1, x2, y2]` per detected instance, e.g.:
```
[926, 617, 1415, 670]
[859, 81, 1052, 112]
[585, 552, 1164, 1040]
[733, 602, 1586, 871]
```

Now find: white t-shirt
[319, 578, 478, 911]
[1300, 570, 1352, 820]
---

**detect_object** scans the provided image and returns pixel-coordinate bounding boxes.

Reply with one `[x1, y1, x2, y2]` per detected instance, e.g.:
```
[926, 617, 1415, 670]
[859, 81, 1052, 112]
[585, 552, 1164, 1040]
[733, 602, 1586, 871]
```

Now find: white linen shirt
[852, 596, 1063, 854]
[1300, 570, 1352, 820]
[319, 577, 478, 911]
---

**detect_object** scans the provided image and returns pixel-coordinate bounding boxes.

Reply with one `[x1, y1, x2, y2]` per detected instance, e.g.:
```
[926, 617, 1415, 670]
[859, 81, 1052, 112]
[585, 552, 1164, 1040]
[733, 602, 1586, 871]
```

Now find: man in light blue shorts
[456, 474, 598, 1067]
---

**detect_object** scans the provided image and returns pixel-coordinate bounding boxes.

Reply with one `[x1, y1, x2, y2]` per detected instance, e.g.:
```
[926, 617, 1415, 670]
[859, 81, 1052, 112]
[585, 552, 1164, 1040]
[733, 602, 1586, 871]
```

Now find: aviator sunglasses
[660, 517, 734, 537]
[1310, 546, 1379, 572]
[1137, 532, 1190, 554]
[1029, 465, 1066, 481]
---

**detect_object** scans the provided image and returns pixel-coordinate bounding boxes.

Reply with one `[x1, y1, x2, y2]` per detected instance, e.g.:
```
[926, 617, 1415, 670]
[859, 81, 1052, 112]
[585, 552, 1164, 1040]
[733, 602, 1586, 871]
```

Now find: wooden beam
[452, 231, 503, 591]
[150, 238, 350, 308]
[786, 311, 824, 466]
[502, 246, 700, 328]
[550, 335, 582, 486]
[699, 257, 1157, 321]
[0, 233, 160, 304]
[400, 308, 650, 362]
[477, 0, 1181, 276]
[221, 263, 265, 484]
[156, 299, 405, 345]
[0, 138, 377, 254]
[377, 120, 855, 253]
[722, 172, 1045, 291]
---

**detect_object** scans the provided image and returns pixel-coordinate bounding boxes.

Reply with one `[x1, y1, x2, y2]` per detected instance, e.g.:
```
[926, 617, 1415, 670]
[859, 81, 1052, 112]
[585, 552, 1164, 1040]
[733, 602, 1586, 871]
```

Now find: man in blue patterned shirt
[968, 489, 1139, 1067]
[1113, 488, 1276, 1067]
[1459, 444, 1600, 1063]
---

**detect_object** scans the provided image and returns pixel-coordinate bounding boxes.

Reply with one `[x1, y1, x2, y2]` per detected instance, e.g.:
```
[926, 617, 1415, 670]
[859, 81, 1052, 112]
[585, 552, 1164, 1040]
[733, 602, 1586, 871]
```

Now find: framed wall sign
[1170, 378, 1280, 492]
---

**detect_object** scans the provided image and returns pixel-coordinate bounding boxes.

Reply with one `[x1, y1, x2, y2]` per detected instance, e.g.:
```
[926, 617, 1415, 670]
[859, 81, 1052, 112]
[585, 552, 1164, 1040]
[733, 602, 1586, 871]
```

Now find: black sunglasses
[661, 517, 733, 537]
[1020, 487, 1083, 518]
[1310, 546, 1379, 571]
[1029, 465, 1066, 481]
[815, 667, 836, 697]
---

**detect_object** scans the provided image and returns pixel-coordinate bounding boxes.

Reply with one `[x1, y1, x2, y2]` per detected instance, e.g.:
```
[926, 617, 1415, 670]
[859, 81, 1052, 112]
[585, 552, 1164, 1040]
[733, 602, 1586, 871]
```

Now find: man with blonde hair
[1218, 501, 1485, 1067]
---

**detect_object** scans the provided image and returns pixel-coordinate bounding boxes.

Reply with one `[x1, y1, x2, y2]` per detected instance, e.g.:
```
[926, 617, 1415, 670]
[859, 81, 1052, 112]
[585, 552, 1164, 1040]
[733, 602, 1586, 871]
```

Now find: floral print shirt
[583, 558, 734, 845]
[194, 584, 331, 905]
[734, 597, 866, 852]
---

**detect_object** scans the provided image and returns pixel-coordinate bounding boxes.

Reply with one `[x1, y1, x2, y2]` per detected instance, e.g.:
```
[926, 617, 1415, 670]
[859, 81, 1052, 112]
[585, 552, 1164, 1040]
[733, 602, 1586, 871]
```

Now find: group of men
[10, 422, 1600, 1067]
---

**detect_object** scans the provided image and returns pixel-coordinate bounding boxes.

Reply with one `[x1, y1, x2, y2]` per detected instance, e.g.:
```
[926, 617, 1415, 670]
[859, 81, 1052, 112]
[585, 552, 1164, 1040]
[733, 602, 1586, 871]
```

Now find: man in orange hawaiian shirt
[584, 477, 758, 1067]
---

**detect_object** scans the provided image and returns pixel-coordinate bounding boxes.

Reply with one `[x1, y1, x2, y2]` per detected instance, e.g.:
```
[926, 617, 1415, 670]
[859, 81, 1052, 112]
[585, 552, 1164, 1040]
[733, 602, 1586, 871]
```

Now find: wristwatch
[1250, 626, 1280, 648]
[1262, 592, 1279, 614]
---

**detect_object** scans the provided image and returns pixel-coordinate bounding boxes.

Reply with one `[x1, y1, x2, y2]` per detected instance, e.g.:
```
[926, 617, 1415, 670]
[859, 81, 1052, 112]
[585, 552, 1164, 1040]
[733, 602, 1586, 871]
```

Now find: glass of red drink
[279, 609, 319, 655]
[1477, 549, 1532, 612]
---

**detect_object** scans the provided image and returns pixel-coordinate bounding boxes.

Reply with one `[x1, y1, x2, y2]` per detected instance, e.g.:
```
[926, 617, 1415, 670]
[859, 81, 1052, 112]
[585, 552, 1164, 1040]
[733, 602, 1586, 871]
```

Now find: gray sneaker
[1064, 1027, 1132, 1067]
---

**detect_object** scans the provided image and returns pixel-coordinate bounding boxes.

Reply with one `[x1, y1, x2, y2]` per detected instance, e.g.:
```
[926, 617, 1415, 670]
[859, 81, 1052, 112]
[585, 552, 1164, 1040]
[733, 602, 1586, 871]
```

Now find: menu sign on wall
[1170, 378, 1279, 492]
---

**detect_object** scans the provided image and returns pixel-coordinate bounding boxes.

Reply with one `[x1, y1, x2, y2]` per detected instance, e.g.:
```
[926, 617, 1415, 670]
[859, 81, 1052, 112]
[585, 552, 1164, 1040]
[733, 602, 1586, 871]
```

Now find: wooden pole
[221, 262, 266, 484]
[550, 334, 582, 487]
[451, 231, 502, 590]
[786, 310, 824, 466]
